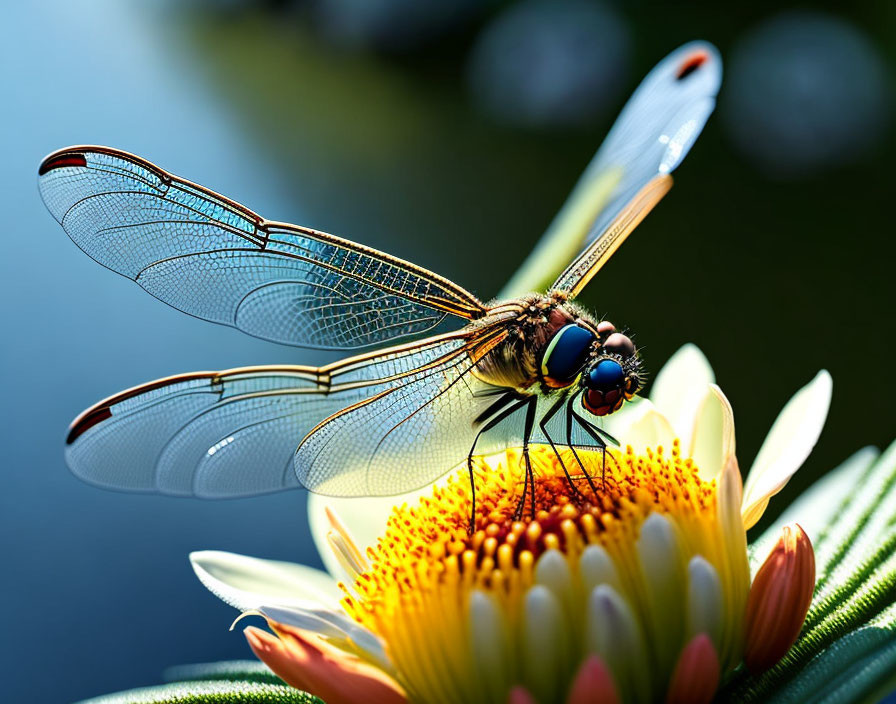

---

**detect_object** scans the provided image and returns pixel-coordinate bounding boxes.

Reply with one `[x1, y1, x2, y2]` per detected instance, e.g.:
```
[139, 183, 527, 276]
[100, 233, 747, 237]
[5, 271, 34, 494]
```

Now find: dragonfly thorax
[471, 294, 578, 391]
[472, 294, 641, 418]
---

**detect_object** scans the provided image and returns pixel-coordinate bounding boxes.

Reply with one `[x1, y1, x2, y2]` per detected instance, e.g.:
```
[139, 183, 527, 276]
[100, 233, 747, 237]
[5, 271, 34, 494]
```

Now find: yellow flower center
[341, 443, 749, 704]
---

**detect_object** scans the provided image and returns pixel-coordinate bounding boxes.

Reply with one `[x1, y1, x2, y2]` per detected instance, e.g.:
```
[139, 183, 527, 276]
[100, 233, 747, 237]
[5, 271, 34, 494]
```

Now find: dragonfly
[39, 42, 721, 523]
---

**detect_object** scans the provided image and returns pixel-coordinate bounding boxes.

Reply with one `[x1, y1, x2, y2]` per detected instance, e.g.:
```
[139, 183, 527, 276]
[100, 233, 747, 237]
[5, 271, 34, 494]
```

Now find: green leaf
[163, 660, 284, 685]
[765, 605, 896, 704]
[77, 680, 322, 704]
[720, 441, 896, 703]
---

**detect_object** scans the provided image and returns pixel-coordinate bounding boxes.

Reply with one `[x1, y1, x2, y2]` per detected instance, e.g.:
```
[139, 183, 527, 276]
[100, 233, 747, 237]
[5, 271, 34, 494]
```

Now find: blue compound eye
[588, 359, 625, 391]
[541, 324, 596, 384]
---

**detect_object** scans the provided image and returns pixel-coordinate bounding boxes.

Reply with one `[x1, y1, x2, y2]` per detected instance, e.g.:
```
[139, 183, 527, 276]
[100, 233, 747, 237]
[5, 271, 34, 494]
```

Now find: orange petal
[665, 633, 720, 704]
[744, 523, 816, 673]
[507, 686, 539, 704]
[245, 627, 314, 693]
[245, 623, 406, 704]
[566, 655, 621, 704]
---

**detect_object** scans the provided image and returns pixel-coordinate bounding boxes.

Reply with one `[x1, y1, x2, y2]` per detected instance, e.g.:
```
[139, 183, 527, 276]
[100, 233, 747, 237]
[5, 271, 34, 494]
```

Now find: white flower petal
[585, 584, 651, 703]
[579, 544, 623, 595]
[637, 513, 686, 676]
[308, 492, 421, 582]
[608, 400, 677, 454]
[649, 344, 715, 446]
[522, 585, 568, 702]
[469, 590, 513, 701]
[190, 550, 342, 612]
[535, 549, 575, 617]
[686, 556, 723, 648]
[690, 384, 736, 482]
[716, 454, 750, 669]
[742, 370, 832, 530]
[258, 604, 390, 670]
[257, 604, 360, 641]
[599, 395, 646, 438]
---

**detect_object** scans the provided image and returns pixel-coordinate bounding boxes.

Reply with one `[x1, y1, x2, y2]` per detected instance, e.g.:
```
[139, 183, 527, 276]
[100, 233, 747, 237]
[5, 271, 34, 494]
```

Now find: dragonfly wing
[67, 368, 332, 497]
[501, 41, 721, 298]
[550, 174, 672, 297]
[64, 333, 488, 498]
[39, 147, 485, 349]
[296, 331, 514, 497]
[296, 375, 619, 498]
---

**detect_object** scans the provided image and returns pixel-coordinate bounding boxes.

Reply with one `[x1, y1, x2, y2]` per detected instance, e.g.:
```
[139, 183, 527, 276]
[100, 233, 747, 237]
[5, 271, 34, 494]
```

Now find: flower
[336, 443, 741, 704]
[191, 344, 831, 704]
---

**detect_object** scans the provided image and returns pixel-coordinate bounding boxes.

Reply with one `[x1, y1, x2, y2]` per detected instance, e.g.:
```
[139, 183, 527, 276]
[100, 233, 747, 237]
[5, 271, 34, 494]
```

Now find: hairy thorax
[472, 293, 594, 392]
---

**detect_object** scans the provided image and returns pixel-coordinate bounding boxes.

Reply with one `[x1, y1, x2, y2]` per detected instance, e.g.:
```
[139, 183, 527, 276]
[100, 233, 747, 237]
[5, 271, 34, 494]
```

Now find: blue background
[3, 4, 326, 701]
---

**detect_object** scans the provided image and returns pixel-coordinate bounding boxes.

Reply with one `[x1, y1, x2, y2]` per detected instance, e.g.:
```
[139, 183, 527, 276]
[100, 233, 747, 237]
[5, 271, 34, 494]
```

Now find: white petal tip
[742, 370, 833, 527]
[188, 549, 343, 612]
[230, 610, 263, 632]
[649, 344, 716, 447]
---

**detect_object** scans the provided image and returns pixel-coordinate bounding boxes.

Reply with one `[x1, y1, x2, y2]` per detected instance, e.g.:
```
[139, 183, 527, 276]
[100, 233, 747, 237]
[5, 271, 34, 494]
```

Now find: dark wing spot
[676, 51, 709, 81]
[66, 406, 112, 445]
[39, 152, 87, 175]
[64, 373, 224, 445]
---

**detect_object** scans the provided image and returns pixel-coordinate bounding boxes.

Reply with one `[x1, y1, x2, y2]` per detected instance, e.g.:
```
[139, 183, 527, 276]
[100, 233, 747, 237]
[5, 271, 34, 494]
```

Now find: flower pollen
[341, 443, 748, 704]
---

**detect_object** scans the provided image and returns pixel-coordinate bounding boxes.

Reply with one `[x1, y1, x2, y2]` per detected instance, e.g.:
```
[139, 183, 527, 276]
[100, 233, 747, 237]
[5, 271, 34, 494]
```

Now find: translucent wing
[65, 332, 488, 498]
[550, 174, 672, 297]
[296, 329, 515, 497]
[501, 41, 721, 298]
[295, 361, 617, 498]
[39, 147, 485, 349]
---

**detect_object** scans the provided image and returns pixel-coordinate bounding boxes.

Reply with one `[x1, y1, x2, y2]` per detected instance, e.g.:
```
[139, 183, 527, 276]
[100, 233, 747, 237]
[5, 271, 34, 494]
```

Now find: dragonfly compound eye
[540, 324, 597, 387]
[582, 359, 626, 416]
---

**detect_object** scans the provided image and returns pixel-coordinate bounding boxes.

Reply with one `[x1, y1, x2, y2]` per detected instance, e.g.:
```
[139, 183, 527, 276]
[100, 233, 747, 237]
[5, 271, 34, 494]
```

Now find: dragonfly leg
[516, 396, 539, 521]
[539, 394, 587, 502]
[472, 391, 525, 429]
[566, 395, 602, 500]
[571, 409, 620, 488]
[468, 392, 531, 533]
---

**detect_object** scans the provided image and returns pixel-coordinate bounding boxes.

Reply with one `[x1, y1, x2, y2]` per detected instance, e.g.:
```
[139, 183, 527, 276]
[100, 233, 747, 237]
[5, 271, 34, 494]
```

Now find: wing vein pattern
[64, 331, 519, 498]
[39, 147, 485, 349]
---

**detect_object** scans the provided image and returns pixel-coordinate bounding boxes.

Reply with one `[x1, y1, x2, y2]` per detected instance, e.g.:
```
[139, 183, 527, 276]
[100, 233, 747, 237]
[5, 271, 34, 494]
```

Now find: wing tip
[39, 151, 87, 176]
[671, 40, 722, 87]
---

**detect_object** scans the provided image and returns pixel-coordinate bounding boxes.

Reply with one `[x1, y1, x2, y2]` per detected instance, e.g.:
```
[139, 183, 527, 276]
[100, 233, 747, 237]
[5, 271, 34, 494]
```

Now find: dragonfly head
[580, 326, 641, 416]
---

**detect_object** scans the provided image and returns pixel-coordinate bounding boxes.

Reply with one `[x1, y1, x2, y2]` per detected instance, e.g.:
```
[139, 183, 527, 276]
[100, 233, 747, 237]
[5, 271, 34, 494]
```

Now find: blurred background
[1, 1, 894, 701]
